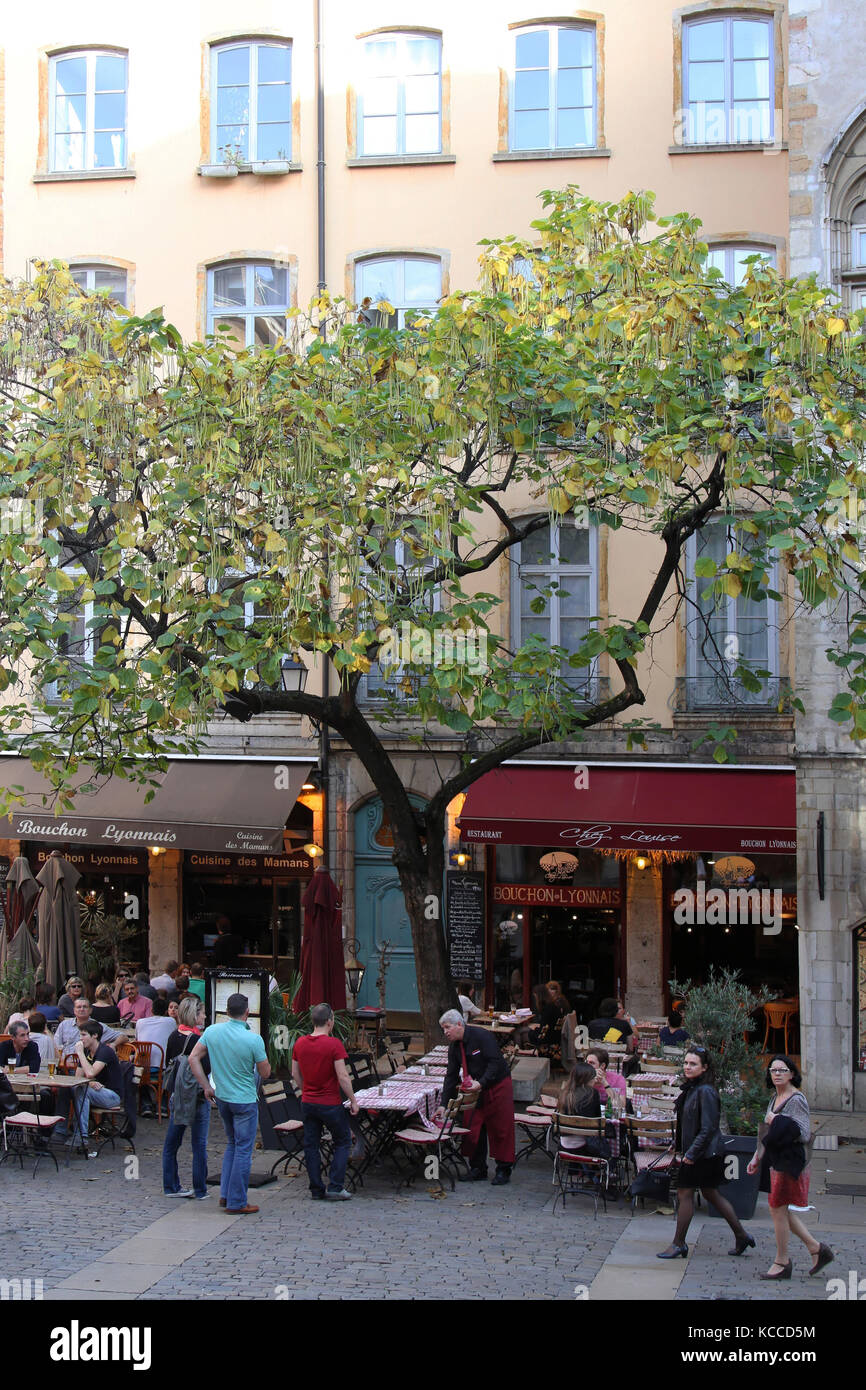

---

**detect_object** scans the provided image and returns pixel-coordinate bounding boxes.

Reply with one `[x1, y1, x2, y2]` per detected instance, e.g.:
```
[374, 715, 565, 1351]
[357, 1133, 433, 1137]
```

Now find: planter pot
[251, 160, 291, 175]
[199, 164, 238, 178]
[706, 1135, 760, 1220]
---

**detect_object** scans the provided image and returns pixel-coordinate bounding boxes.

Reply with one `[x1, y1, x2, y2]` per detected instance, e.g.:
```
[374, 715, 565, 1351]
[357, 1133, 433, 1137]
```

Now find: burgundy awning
[458, 764, 796, 854]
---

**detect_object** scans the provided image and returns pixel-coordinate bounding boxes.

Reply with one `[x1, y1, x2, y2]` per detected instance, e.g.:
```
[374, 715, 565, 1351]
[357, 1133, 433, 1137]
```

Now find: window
[360, 532, 439, 702]
[510, 25, 595, 151]
[512, 520, 597, 690]
[69, 264, 128, 307]
[686, 521, 779, 707]
[358, 32, 441, 156]
[211, 41, 292, 163]
[852, 225, 866, 268]
[706, 243, 776, 287]
[44, 572, 95, 702]
[49, 50, 127, 172]
[207, 263, 290, 347]
[356, 255, 441, 328]
[683, 14, 773, 145]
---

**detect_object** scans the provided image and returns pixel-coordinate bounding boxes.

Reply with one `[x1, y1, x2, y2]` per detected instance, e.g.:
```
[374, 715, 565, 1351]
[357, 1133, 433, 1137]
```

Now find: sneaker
[325, 1188, 352, 1201]
[193, 1193, 210, 1200]
[164, 1189, 194, 1198]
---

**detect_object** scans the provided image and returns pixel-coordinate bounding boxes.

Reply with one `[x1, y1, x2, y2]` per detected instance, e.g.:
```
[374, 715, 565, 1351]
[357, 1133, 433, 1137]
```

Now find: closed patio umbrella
[36, 851, 83, 991]
[5, 855, 41, 937]
[7, 919, 41, 972]
[294, 868, 346, 1013]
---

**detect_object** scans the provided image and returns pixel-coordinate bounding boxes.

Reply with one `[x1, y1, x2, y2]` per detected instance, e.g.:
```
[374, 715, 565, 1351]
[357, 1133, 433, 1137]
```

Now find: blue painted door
[353, 796, 426, 1012]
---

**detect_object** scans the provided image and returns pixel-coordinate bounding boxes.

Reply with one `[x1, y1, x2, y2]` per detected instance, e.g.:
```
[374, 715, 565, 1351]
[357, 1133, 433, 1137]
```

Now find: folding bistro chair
[257, 1079, 306, 1177]
[514, 1098, 554, 1165]
[551, 1113, 612, 1216]
[623, 1116, 677, 1211]
[391, 1092, 478, 1191]
[132, 1041, 166, 1121]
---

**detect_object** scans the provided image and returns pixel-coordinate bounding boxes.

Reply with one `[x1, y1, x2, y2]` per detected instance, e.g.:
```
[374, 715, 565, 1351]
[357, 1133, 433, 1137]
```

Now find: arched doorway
[353, 794, 427, 1013]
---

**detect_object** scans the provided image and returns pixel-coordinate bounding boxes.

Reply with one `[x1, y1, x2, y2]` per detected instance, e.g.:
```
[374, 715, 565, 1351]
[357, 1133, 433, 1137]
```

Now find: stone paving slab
[54, 1263, 177, 1293]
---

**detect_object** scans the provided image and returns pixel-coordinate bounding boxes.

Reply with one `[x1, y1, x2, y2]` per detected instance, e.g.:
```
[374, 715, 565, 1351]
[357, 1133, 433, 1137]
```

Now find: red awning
[458, 764, 796, 854]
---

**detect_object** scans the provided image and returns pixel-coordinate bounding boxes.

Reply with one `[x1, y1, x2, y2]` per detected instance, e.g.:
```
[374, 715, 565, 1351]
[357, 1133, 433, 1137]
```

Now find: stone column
[625, 859, 664, 1017]
[146, 849, 183, 973]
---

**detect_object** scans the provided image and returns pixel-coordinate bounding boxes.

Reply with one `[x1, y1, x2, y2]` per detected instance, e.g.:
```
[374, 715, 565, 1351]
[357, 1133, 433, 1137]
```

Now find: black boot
[491, 1165, 512, 1186]
[459, 1167, 487, 1182]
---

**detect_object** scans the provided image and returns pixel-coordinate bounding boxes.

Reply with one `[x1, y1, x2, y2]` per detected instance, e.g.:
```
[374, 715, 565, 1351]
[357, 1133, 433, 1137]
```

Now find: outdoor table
[630, 1073, 680, 1086]
[348, 1078, 445, 1181]
[7, 1070, 91, 1162]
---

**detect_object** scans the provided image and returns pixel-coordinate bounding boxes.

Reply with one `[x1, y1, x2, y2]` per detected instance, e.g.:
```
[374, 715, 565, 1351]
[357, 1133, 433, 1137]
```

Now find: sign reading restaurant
[462, 821, 797, 854]
[492, 884, 621, 908]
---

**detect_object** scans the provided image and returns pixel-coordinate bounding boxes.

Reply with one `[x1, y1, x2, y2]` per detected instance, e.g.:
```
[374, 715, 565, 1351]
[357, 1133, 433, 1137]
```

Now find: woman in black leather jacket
[657, 1046, 754, 1260]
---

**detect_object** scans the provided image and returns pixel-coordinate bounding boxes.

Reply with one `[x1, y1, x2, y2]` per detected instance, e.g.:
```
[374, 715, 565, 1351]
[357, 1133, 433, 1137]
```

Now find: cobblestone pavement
[1, 1122, 864, 1301]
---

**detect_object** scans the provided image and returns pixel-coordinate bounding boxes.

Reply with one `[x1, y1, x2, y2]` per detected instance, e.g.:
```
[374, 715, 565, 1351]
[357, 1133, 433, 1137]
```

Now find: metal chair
[391, 1093, 478, 1191]
[132, 1040, 166, 1121]
[257, 1079, 306, 1177]
[551, 1113, 612, 1216]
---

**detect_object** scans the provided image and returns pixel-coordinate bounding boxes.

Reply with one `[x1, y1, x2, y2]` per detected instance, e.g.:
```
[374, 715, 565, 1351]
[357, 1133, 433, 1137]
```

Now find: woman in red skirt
[747, 1055, 834, 1280]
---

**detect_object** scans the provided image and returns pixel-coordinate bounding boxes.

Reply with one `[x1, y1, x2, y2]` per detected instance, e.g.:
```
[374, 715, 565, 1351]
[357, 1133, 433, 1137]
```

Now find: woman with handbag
[747, 1055, 833, 1280]
[657, 1046, 754, 1259]
[161, 996, 210, 1200]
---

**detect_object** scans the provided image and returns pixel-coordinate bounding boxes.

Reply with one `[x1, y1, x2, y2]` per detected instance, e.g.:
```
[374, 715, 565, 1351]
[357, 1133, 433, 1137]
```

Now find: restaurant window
[207, 262, 290, 347]
[49, 50, 128, 172]
[355, 254, 441, 329]
[69, 264, 128, 307]
[210, 40, 292, 164]
[512, 519, 598, 693]
[706, 242, 776, 288]
[509, 24, 596, 152]
[686, 520, 780, 708]
[357, 31, 442, 157]
[683, 13, 773, 145]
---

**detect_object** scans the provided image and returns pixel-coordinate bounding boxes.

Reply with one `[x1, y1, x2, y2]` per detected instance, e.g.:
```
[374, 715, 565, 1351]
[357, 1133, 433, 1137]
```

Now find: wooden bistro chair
[623, 1116, 677, 1211]
[551, 1113, 612, 1216]
[762, 1001, 798, 1054]
[391, 1092, 478, 1191]
[257, 1079, 306, 1177]
[131, 1041, 166, 1122]
[0, 1073, 65, 1177]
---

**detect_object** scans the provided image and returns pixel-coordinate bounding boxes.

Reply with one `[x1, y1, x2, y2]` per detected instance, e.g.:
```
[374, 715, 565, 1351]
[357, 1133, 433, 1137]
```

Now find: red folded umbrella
[294, 869, 346, 1013]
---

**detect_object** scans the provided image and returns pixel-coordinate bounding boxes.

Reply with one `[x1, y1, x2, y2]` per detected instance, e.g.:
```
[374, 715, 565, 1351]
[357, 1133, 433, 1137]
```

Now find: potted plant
[200, 141, 244, 178]
[669, 966, 776, 1220]
[266, 971, 350, 1074]
[252, 147, 292, 175]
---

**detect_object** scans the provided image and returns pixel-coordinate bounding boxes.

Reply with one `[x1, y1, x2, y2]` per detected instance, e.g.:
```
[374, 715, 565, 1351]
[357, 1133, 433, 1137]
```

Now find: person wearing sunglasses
[747, 1055, 833, 1280]
[657, 1046, 754, 1260]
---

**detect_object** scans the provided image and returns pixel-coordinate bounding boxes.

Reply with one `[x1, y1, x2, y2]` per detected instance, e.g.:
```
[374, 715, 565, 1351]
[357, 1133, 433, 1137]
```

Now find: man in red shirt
[292, 1003, 359, 1201]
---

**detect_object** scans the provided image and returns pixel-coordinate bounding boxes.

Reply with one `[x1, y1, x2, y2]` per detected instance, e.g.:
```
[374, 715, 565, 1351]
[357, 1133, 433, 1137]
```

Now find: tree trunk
[394, 860, 453, 1049]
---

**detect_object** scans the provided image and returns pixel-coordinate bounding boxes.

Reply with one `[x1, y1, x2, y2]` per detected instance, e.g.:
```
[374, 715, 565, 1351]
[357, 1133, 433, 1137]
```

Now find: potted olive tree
[669, 967, 776, 1220]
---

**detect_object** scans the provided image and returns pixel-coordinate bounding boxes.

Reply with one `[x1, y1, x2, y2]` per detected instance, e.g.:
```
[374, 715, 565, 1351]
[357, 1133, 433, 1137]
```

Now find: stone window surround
[195, 250, 299, 343]
[824, 105, 866, 310]
[704, 230, 787, 277]
[496, 12, 606, 156]
[347, 26, 451, 164]
[343, 246, 451, 307]
[671, 1, 786, 152]
[35, 44, 131, 179]
[199, 29, 302, 171]
[66, 254, 136, 313]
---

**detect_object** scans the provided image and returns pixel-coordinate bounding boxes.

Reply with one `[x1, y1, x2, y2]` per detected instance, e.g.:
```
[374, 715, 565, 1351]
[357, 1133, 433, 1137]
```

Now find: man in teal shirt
[189, 993, 270, 1214]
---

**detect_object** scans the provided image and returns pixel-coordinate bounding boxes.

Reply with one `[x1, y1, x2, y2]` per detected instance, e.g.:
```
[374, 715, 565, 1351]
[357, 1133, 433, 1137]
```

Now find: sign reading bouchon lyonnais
[31, 846, 148, 875]
[9, 815, 284, 855]
[492, 883, 621, 908]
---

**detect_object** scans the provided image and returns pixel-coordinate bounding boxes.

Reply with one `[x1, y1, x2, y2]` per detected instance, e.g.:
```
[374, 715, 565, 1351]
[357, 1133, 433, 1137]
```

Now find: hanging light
[280, 655, 308, 693]
[303, 842, 324, 858]
[301, 769, 321, 793]
[635, 855, 648, 871]
[454, 851, 469, 867]
[344, 938, 365, 1000]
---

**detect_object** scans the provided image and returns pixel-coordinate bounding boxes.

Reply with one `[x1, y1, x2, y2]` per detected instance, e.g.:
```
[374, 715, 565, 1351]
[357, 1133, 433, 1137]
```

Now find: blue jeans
[162, 1097, 211, 1197]
[215, 1099, 258, 1209]
[302, 1101, 352, 1195]
[73, 1085, 122, 1142]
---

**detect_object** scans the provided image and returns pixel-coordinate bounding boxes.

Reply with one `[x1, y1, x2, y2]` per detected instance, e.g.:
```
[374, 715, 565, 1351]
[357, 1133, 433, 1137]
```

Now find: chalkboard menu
[446, 871, 485, 982]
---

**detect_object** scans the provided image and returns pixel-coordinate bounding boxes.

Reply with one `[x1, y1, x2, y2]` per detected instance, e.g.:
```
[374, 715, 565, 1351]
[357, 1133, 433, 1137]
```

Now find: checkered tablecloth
[632, 1073, 680, 1085]
[402, 1065, 447, 1077]
[351, 1079, 443, 1120]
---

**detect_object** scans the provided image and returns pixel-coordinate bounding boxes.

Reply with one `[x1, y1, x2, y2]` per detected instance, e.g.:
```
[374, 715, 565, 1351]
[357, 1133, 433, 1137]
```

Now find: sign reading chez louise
[493, 884, 621, 908]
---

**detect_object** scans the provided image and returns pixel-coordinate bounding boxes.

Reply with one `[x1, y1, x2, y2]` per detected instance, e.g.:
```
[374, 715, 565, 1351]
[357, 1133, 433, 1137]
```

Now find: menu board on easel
[446, 871, 485, 982]
[204, 967, 270, 1037]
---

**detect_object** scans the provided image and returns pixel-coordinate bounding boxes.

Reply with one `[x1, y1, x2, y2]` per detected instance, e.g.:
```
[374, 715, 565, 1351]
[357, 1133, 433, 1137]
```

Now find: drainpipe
[315, 0, 326, 296]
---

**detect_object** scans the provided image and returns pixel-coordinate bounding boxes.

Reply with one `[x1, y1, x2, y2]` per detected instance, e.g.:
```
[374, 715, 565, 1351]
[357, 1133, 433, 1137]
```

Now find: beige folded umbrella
[36, 851, 83, 991]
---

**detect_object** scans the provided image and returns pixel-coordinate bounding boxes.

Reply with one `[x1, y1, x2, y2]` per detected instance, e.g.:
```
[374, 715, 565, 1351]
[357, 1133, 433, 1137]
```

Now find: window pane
[406, 37, 440, 73]
[559, 526, 590, 565]
[54, 133, 84, 170]
[213, 267, 247, 308]
[559, 617, 590, 652]
[365, 39, 397, 75]
[358, 259, 399, 305]
[557, 107, 592, 148]
[94, 92, 125, 129]
[522, 525, 553, 565]
[218, 47, 250, 86]
[558, 67, 593, 109]
[732, 248, 773, 284]
[55, 57, 87, 96]
[213, 316, 247, 346]
[558, 27, 594, 67]
[363, 76, 399, 117]
[405, 74, 439, 115]
[258, 45, 291, 84]
[216, 124, 249, 159]
[558, 577, 590, 616]
[362, 115, 398, 155]
[687, 20, 724, 61]
[55, 94, 86, 133]
[688, 102, 727, 143]
[94, 132, 124, 167]
[733, 58, 770, 101]
[732, 19, 770, 59]
[217, 86, 250, 125]
[70, 269, 88, 289]
[256, 122, 291, 161]
[253, 265, 287, 306]
[93, 269, 127, 303]
[515, 29, 549, 69]
[855, 230, 866, 266]
[404, 114, 440, 154]
[403, 259, 441, 303]
[515, 69, 549, 111]
[514, 109, 548, 150]
[95, 54, 126, 90]
[521, 616, 551, 646]
[257, 82, 290, 123]
[254, 316, 286, 348]
[706, 248, 727, 277]
[732, 101, 770, 142]
[688, 61, 725, 103]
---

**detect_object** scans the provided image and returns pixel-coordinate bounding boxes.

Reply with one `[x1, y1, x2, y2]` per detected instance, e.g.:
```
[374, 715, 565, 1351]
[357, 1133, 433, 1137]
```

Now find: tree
[2, 188, 866, 1042]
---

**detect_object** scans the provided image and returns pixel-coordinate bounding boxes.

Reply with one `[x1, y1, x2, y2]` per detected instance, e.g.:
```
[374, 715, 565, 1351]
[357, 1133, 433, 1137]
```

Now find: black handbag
[627, 1148, 677, 1202]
